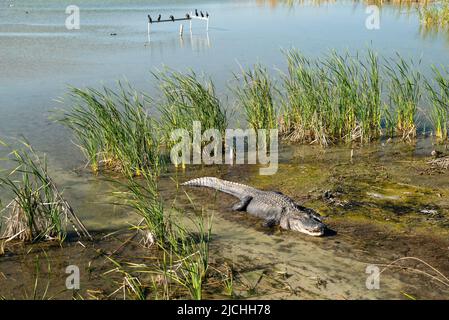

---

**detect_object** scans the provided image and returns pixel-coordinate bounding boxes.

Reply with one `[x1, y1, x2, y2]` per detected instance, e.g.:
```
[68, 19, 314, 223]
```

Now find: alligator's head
[280, 207, 326, 237]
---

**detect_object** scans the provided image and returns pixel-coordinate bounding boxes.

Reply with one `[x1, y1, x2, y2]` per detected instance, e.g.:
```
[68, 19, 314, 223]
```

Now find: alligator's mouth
[301, 228, 326, 237]
[288, 218, 326, 236]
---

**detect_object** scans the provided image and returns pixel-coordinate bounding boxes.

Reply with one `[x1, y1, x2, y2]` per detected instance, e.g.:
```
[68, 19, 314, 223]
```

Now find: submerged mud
[1, 138, 449, 299]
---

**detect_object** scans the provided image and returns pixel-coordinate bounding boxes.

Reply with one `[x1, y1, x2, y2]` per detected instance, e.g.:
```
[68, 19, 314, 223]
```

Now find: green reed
[385, 56, 422, 140]
[113, 170, 212, 300]
[0, 142, 78, 243]
[159, 213, 212, 300]
[154, 69, 228, 145]
[58, 82, 162, 175]
[426, 66, 449, 140]
[232, 64, 278, 130]
[280, 49, 382, 145]
[420, 2, 449, 28]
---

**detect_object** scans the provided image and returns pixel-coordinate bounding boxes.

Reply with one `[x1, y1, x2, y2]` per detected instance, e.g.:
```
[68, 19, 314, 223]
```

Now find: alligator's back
[181, 177, 296, 207]
[181, 177, 261, 200]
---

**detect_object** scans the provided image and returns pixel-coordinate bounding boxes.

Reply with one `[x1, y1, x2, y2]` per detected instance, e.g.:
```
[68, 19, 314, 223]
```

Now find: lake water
[2, 0, 449, 167]
[1, 0, 449, 299]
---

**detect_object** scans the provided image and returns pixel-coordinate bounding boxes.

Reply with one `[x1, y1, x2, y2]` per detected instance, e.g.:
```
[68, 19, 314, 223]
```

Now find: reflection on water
[147, 31, 211, 51]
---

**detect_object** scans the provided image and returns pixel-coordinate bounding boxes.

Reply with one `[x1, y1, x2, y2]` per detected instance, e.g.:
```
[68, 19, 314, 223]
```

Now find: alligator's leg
[232, 196, 253, 211]
[246, 199, 284, 222]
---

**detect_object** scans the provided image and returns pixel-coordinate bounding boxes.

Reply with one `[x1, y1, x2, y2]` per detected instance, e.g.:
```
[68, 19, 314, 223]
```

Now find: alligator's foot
[232, 196, 252, 211]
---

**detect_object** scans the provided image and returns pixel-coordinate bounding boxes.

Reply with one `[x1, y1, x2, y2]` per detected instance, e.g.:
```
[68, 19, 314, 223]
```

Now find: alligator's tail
[181, 177, 256, 199]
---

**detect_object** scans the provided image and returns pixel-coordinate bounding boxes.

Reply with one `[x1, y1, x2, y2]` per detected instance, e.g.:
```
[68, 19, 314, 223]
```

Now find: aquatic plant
[232, 64, 278, 130]
[112, 169, 212, 299]
[159, 213, 212, 300]
[154, 69, 228, 146]
[420, 2, 449, 28]
[113, 169, 169, 246]
[58, 82, 162, 175]
[385, 56, 422, 140]
[0, 141, 90, 243]
[279, 49, 382, 145]
[426, 66, 449, 140]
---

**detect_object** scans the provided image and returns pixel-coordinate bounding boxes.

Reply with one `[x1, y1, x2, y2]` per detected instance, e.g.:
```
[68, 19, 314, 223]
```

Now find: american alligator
[181, 177, 327, 236]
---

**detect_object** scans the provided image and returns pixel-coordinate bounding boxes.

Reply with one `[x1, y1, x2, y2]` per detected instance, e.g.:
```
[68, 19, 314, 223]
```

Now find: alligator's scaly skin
[181, 177, 327, 236]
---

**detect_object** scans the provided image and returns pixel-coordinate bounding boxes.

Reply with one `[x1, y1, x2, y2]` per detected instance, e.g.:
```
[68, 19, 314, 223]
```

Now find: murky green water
[1, 0, 449, 299]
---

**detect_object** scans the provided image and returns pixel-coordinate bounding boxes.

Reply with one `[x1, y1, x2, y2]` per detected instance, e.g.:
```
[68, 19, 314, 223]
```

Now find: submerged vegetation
[0, 141, 90, 245]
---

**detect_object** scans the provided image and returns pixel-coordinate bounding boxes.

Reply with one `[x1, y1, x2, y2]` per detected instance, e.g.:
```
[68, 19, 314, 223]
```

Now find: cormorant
[186, 13, 190, 19]
[200, 11, 204, 18]
[195, 9, 198, 16]
[157, 14, 161, 22]
[170, 15, 174, 22]
[148, 15, 152, 23]
[206, 12, 209, 18]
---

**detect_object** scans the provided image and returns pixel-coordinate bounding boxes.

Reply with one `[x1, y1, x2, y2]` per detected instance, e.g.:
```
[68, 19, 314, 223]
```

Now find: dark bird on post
[195, 9, 198, 16]
[186, 13, 190, 19]
[170, 15, 174, 22]
[148, 15, 152, 23]
[157, 14, 161, 22]
[200, 11, 204, 18]
[206, 12, 209, 18]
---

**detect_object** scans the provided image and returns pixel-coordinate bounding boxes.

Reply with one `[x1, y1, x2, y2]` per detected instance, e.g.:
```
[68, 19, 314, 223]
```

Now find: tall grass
[113, 169, 212, 299]
[0, 141, 90, 243]
[58, 82, 162, 175]
[280, 50, 382, 145]
[385, 57, 422, 140]
[426, 66, 449, 140]
[159, 213, 211, 300]
[113, 170, 169, 246]
[232, 64, 278, 130]
[154, 69, 228, 145]
[420, 2, 449, 28]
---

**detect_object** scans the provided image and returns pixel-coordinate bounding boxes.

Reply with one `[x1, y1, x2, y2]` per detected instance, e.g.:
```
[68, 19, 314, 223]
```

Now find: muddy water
[3, 138, 448, 299]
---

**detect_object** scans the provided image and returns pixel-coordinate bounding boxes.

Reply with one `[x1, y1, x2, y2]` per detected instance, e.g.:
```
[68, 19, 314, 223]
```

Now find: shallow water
[1, 0, 449, 299]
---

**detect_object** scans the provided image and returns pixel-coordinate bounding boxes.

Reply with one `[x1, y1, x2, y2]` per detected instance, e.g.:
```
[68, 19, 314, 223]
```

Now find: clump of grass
[420, 2, 449, 28]
[58, 82, 162, 175]
[385, 57, 422, 140]
[113, 169, 170, 246]
[426, 66, 449, 141]
[112, 169, 212, 300]
[280, 49, 382, 145]
[154, 69, 228, 145]
[160, 214, 212, 300]
[104, 258, 148, 300]
[0, 141, 91, 243]
[232, 64, 278, 130]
